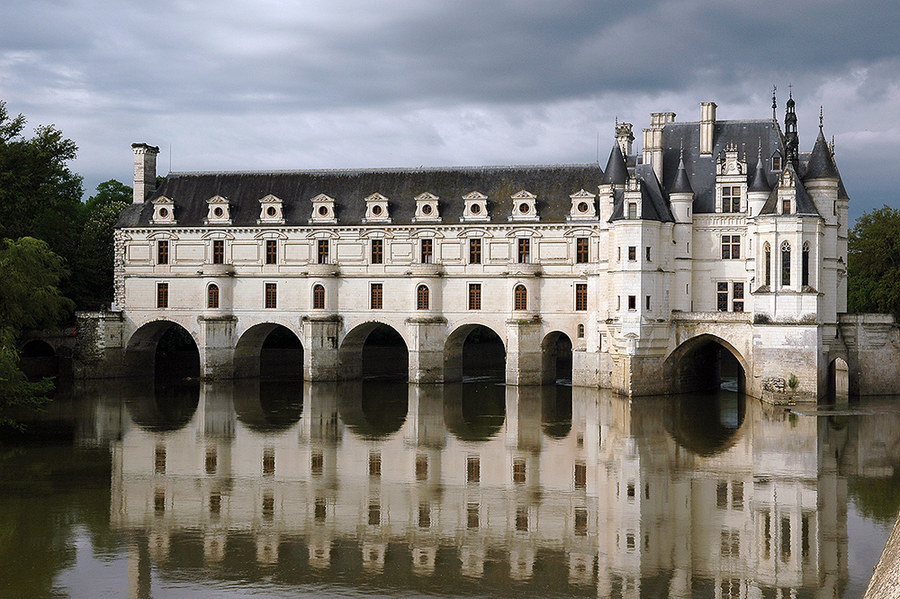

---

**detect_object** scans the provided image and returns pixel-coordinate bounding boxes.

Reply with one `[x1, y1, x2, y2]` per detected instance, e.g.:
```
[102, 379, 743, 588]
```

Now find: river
[0, 379, 897, 598]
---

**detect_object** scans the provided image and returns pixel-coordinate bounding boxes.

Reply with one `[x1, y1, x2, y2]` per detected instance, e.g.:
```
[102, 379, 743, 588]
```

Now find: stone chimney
[616, 121, 634, 156]
[132, 143, 160, 204]
[642, 112, 673, 182]
[700, 102, 716, 155]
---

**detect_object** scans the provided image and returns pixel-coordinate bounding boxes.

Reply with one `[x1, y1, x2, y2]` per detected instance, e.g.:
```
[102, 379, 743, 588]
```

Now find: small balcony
[306, 263, 340, 277]
[201, 263, 235, 277]
[506, 262, 542, 277]
[407, 263, 444, 277]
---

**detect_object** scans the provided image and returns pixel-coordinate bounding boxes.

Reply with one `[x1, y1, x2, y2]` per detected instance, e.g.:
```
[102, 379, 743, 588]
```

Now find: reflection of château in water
[91, 381, 886, 597]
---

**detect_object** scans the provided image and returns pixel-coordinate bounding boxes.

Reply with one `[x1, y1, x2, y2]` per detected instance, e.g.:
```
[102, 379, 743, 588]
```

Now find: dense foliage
[847, 205, 900, 317]
[0, 238, 74, 427]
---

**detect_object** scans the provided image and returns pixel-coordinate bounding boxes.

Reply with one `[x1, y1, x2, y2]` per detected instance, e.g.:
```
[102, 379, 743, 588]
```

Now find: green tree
[70, 180, 131, 310]
[847, 205, 900, 316]
[0, 237, 74, 427]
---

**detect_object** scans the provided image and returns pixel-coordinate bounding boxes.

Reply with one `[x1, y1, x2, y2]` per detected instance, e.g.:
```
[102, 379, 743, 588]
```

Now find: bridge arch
[124, 320, 200, 382]
[663, 333, 747, 394]
[234, 323, 303, 380]
[541, 331, 573, 384]
[19, 339, 59, 379]
[338, 322, 409, 381]
[826, 356, 850, 402]
[444, 323, 506, 382]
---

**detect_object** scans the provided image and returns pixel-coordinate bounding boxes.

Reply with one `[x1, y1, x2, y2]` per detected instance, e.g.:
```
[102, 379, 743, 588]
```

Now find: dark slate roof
[609, 165, 675, 223]
[670, 156, 694, 194]
[659, 120, 783, 213]
[117, 164, 605, 228]
[602, 143, 628, 185]
[759, 162, 819, 216]
[803, 129, 840, 181]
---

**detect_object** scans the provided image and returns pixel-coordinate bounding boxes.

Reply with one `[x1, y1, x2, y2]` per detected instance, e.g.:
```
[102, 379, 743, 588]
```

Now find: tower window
[782, 199, 791, 215]
[577, 324, 585, 338]
[627, 295, 636, 310]
[781, 242, 791, 287]
[802, 242, 810, 287]
[416, 285, 429, 310]
[764, 243, 772, 286]
[627, 202, 637, 219]
[628, 246, 636, 261]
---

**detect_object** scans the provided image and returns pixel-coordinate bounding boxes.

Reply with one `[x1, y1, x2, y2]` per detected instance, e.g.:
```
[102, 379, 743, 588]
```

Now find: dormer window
[568, 189, 597, 220]
[721, 186, 742, 213]
[509, 190, 538, 222]
[258, 194, 284, 224]
[206, 195, 231, 225]
[414, 192, 441, 222]
[364, 193, 391, 223]
[151, 196, 176, 225]
[462, 191, 489, 222]
[627, 202, 637, 219]
[772, 153, 782, 171]
[310, 194, 337, 224]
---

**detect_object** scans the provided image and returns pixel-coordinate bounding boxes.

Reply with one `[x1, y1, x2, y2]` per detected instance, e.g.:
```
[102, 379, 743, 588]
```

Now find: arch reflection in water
[337, 381, 408, 439]
[124, 378, 200, 433]
[233, 378, 303, 433]
[105, 382, 853, 598]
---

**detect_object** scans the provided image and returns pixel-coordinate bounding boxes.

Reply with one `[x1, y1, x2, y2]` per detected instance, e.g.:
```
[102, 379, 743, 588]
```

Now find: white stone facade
[114, 100, 851, 398]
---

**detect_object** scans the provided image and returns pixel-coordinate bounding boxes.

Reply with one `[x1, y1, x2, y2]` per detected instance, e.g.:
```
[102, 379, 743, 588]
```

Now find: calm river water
[1, 380, 897, 598]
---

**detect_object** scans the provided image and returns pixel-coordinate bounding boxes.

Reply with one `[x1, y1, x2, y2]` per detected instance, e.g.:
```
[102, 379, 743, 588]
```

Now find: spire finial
[819, 105, 824, 130]
[772, 85, 777, 120]
[788, 83, 792, 98]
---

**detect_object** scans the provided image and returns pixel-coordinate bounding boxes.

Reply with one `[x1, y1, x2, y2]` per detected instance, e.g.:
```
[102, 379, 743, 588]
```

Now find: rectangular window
[574, 462, 586, 489]
[627, 295, 636, 310]
[265, 283, 277, 309]
[157, 240, 169, 265]
[156, 283, 168, 308]
[721, 235, 741, 259]
[513, 458, 526, 484]
[212, 240, 224, 264]
[782, 199, 791, 215]
[371, 239, 383, 264]
[370, 283, 383, 310]
[576, 237, 589, 263]
[722, 186, 741, 213]
[317, 239, 329, 264]
[575, 283, 587, 311]
[628, 246, 636, 261]
[421, 238, 433, 263]
[265, 239, 277, 264]
[469, 238, 481, 264]
[468, 283, 481, 310]
[627, 202, 637, 219]
[732, 282, 744, 312]
[645, 295, 651, 310]
[517, 238, 530, 263]
[466, 456, 480, 484]
[717, 282, 729, 312]
[368, 452, 381, 477]
[645, 246, 651, 262]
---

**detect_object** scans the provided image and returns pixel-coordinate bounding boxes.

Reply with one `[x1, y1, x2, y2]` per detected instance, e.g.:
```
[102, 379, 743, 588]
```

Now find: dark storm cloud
[1, 0, 899, 220]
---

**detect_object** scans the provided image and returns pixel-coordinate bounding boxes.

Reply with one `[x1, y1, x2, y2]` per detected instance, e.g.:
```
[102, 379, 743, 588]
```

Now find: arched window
[781, 241, 791, 287]
[312, 284, 325, 310]
[207, 284, 219, 309]
[763, 243, 771, 287]
[416, 285, 429, 310]
[514, 284, 527, 311]
[577, 324, 585, 339]
[802, 242, 810, 287]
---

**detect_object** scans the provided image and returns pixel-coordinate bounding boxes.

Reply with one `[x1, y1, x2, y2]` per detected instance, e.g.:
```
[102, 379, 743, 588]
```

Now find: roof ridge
[168, 163, 602, 177]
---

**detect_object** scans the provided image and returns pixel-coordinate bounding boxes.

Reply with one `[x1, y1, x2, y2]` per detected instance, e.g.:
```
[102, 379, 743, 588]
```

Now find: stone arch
[444, 323, 506, 383]
[338, 322, 408, 381]
[663, 333, 747, 394]
[234, 323, 303, 380]
[19, 339, 58, 379]
[826, 356, 850, 402]
[541, 331, 573, 384]
[124, 320, 200, 381]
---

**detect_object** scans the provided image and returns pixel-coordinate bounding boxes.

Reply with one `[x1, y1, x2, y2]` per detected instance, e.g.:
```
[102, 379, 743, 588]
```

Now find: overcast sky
[2, 0, 898, 222]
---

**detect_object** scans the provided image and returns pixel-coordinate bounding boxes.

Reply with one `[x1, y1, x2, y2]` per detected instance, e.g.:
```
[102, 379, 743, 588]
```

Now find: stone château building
[113, 96, 853, 398]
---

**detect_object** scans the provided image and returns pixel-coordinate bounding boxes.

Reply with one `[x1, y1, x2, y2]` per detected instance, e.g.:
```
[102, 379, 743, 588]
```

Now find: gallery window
[575, 283, 587, 311]
[576, 237, 589, 263]
[312, 284, 325, 309]
[371, 239, 383, 264]
[517, 238, 530, 263]
[421, 238, 433, 264]
[212, 240, 224, 264]
[469, 238, 482, 264]
[468, 283, 481, 310]
[265, 239, 277, 264]
[265, 283, 277, 309]
[514, 284, 527, 311]
[207, 284, 219, 309]
[156, 283, 168, 308]
[416, 285, 429, 310]
[317, 239, 329, 264]
[157, 240, 169, 265]
[370, 283, 383, 310]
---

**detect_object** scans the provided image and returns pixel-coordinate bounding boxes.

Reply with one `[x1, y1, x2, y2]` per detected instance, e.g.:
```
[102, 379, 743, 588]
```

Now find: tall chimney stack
[132, 143, 160, 204]
[615, 121, 634, 156]
[700, 102, 717, 155]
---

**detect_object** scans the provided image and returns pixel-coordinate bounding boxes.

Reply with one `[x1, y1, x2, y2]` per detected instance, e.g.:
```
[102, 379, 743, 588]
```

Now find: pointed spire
[772, 84, 777, 121]
[602, 142, 628, 185]
[784, 84, 799, 168]
[805, 123, 840, 180]
[670, 148, 694, 195]
[819, 105, 824, 130]
[749, 139, 771, 192]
